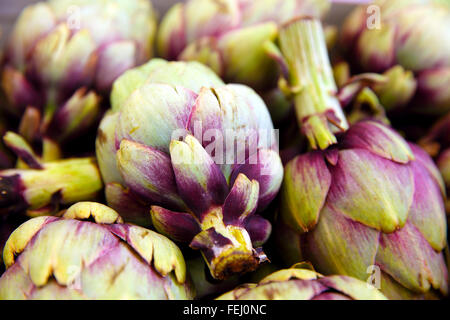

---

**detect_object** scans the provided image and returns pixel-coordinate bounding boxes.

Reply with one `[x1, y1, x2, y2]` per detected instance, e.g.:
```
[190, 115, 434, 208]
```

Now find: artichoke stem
[190, 208, 267, 280]
[278, 18, 348, 150]
[0, 158, 103, 215]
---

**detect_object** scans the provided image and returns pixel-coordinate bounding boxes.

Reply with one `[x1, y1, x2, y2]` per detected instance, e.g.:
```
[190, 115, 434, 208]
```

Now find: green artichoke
[96, 59, 284, 280]
[0, 202, 193, 299]
[216, 264, 387, 300]
[157, 0, 330, 90]
[341, 0, 450, 115]
[1, 0, 157, 154]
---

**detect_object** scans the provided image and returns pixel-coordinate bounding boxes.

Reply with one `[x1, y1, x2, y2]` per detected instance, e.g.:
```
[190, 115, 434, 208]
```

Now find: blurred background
[0, 0, 364, 46]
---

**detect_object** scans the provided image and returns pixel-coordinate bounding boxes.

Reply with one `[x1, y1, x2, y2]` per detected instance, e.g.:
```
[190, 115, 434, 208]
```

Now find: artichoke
[277, 120, 449, 299]
[268, 17, 449, 299]
[1, 0, 157, 154]
[96, 59, 283, 280]
[216, 264, 387, 300]
[157, 0, 330, 90]
[341, 0, 450, 115]
[0, 202, 193, 299]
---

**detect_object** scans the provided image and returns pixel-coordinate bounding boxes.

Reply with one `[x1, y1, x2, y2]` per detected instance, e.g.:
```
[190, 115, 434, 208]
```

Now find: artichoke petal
[244, 215, 272, 247]
[1, 66, 41, 115]
[170, 135, 228, 218]
[116, 83, 197, 153]
[375, 221, 448, 295]
[95, 111, 123, 185]
[409, 142, 446, 197]
[356, 23, 396, 72]
[46, 87, 101, 143]
[3, 131, 42, 169]
[327, 149, 414, 232]
[107, 224, 187, 284]
[306, 205, 380, 280]
[95, 40, 137, 93]
[150, 205, 201, 243]
[280, 151, 331, 233]
[63, 202, 123, 224]
[222, 173, 259, 225]
[117, 139, 185, 210]
[7, 2, 55, 68]
[341, 121, 414, 164]
[3, 216, 58, 268]
[229, 148, 283, 210]
[407, 159, 447, 251]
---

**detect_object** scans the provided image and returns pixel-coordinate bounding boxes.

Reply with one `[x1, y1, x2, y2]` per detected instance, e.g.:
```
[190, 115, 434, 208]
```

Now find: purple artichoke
[1, 0, 157, 152]
[157, 0, 330, 90]
[277, 120, 448, 299]
[0, 202, 193, 299]
[341, 0, 450, 115]
[216, 264, 387, 300]
[96, 59, 283, 280]
[265, 16, 449, 299]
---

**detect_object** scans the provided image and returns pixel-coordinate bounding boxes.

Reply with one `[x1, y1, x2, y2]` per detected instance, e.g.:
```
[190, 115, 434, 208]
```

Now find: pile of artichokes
[0, 0, 448, 301]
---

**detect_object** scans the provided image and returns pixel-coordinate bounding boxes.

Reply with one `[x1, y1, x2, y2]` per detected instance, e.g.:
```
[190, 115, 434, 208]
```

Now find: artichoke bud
[44, 87, 101, 143]
[356, 24, 396, 73]
[0, 202, 193, 300]
[98, 59, 283, 279]
[277, 120, 448, 299]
